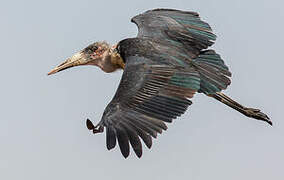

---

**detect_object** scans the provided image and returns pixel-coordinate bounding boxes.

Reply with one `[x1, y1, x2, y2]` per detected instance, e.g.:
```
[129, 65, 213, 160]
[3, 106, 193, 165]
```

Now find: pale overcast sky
[0, 0, 283, 179]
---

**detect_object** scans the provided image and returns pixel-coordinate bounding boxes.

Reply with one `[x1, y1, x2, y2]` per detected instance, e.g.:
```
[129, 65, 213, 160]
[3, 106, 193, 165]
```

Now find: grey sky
[0, 0, 283, 179]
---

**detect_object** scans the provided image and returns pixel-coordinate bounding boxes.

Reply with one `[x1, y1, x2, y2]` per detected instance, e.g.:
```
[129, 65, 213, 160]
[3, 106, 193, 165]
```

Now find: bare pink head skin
[48, 42, 121, 75]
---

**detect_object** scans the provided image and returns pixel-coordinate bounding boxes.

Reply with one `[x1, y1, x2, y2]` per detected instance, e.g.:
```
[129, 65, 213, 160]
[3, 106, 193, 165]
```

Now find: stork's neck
[96, 45, 125, 73]
[110, 45, 125, 69]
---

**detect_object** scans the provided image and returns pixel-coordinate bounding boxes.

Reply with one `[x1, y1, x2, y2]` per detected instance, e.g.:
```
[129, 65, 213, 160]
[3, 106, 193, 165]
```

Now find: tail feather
[193, 50, 231, 94]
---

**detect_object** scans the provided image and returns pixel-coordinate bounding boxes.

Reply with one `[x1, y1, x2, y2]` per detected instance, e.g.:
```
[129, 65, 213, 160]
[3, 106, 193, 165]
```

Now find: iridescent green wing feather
[132, 8, 216, 57]
[193, 50, 231, 94]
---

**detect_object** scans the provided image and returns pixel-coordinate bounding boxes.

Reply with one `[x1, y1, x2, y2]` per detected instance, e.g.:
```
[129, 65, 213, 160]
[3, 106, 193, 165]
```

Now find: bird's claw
[92, 126, 104, 134]
[244, 108, 272, 126]
[86, 119, 104, 134]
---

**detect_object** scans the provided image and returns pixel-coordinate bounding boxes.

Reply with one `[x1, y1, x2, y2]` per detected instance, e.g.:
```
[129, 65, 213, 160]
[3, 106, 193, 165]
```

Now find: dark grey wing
[89, 55, 200, 158]
[131, 8, 217, 58]
[129, 9, 231, 94]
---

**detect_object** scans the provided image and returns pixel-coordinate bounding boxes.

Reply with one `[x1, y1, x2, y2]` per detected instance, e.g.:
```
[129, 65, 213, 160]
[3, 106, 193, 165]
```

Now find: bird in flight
[48, 9, 271, 158]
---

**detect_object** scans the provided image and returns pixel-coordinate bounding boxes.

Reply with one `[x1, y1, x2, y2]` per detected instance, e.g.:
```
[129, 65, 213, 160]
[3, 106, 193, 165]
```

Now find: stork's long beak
[48, 52, 86, 75]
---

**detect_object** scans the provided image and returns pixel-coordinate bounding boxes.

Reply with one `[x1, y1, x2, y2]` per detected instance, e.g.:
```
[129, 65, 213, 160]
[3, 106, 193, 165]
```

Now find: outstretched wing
[131, 8, 217, 57]
[130, 8, 231, 94]
[89, 52, 201, 158]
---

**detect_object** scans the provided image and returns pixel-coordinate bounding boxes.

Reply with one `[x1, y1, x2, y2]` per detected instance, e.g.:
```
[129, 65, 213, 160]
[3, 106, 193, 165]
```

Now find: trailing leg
[209, 92, 272, 125]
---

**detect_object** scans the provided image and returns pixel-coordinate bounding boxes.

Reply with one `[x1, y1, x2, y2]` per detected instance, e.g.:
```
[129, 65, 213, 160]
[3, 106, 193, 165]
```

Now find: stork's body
[48, 9, 271, 158]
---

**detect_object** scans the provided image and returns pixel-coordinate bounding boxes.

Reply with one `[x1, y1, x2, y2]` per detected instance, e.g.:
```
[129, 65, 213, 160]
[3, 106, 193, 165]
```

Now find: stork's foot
[244, 108, 272, 126]
[86, 119, 104, 134]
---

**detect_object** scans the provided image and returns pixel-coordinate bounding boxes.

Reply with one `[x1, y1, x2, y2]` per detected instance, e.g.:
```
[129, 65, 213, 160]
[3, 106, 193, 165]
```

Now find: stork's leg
[208, 92, 272, 125]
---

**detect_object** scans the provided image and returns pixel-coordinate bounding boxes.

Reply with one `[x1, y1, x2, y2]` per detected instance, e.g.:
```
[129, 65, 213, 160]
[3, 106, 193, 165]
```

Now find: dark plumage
[49, 9, 271, 158]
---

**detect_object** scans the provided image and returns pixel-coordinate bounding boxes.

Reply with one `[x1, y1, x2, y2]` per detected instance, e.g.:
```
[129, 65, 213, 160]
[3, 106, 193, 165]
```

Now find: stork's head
[48, 41, 114, 75]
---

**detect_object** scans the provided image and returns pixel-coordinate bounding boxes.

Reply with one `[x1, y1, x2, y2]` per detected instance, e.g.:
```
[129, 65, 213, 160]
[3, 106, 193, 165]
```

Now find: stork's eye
[84, 45, 98, 53]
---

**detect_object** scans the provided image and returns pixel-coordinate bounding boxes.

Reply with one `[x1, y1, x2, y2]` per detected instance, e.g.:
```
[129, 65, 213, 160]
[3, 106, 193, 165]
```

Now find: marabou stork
[48, 9, 271, 158]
